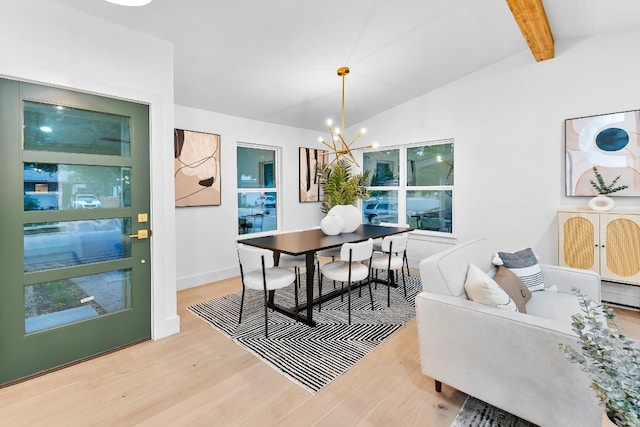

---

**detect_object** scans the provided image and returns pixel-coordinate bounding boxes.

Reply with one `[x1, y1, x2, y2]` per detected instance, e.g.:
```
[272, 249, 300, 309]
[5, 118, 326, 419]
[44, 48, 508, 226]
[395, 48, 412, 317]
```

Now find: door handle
[129, 230, 149, 239]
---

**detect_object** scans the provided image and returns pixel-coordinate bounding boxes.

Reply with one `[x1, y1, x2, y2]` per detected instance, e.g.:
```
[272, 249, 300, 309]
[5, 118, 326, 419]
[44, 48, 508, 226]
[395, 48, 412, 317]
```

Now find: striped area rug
[451, 396, 538, 427]
[188, 272, 421, 394]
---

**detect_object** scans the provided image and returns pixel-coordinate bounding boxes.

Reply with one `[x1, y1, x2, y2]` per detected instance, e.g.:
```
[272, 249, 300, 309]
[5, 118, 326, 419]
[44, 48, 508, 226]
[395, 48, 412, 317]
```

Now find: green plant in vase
[316, 158, 369, 214]
[559, 291, 640, 426]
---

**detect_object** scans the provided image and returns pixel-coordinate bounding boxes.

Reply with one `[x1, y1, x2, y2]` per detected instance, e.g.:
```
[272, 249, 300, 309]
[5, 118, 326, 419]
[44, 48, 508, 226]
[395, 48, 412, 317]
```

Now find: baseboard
[177, 267, 239, 290]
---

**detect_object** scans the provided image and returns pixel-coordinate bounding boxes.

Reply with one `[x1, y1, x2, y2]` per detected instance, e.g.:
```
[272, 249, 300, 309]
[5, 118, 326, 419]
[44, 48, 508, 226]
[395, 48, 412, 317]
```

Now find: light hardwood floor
[1, 276, 639, 426]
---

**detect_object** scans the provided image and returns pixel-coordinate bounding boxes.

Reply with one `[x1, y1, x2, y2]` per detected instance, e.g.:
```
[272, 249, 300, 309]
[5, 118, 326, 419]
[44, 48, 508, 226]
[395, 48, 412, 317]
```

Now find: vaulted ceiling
[52, 0, 640, 131]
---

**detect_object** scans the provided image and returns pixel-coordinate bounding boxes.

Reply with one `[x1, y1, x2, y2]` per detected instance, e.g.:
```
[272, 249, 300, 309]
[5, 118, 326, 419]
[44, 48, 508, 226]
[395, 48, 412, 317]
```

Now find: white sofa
[416, 238, 602, 427]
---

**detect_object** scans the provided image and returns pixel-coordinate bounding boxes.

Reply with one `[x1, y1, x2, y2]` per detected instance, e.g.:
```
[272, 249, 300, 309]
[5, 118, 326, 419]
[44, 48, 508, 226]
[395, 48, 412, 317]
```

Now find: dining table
[237, 224, 412, 326]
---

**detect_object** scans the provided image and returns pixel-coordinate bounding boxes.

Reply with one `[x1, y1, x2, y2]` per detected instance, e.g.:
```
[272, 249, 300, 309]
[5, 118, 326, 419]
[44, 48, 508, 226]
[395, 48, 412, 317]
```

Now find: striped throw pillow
[492, 248, 545, 292]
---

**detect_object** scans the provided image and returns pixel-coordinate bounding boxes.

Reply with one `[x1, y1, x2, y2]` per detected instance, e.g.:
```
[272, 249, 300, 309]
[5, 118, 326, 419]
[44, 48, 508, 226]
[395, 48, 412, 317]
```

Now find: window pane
[237, 147, 276, 189]
[406, 143, 454, 186]
[237, 191, 277, 234]
[24, 163, 131, 211]
[362, 191, 398, 225]
[23, 101, 130, 156]
[24, 219, 131, 272]
[407, 190, 452, 233]
[24, 269, 132, 334]
[363, 150, 400, 187]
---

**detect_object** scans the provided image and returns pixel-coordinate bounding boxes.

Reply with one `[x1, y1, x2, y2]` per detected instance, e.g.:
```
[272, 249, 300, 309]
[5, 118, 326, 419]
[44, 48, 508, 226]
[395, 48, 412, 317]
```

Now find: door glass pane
[407, 190, 453, 232]
[24, 163, 131, 211]
[362, 191, 398, 225]
[23, 101, 131, 156]
[24, 218, 131, 272]
[24, 269, 132, 334]
[406, 143, 454, 186]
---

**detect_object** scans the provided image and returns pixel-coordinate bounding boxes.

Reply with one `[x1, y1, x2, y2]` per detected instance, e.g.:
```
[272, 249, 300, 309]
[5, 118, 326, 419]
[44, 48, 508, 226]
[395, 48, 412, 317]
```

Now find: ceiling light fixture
[104, 0, 153, 6]
[319, 67, 374, 167]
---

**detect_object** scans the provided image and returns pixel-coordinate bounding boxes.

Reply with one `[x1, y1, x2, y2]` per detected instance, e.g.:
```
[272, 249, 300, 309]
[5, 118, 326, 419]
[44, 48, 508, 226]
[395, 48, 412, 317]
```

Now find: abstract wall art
[174, 128, 221, 206]
[565, 109, 640, 196]
[299, 147, 328, 202]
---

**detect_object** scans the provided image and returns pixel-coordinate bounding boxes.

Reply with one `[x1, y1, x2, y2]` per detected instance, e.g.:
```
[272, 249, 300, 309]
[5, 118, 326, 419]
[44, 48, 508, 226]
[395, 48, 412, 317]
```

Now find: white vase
[320, 214, 344, 236]
[327, 204, 361, 233]
[589, 195, 615, 211]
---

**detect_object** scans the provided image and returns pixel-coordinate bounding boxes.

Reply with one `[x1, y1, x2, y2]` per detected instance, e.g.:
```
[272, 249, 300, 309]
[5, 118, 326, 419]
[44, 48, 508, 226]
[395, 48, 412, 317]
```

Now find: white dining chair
[319, 238, 374, 324]
[237, 244, 298, 337]
[375, 222, 410, 278]
[367, 234, 408, 306]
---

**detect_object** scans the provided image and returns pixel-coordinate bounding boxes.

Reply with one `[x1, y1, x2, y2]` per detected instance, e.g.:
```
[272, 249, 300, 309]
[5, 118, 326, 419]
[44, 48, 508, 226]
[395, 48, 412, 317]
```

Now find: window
[362, 149, 399, 225]
[363, 139, 454, 234]
[237, 145, 278, 234]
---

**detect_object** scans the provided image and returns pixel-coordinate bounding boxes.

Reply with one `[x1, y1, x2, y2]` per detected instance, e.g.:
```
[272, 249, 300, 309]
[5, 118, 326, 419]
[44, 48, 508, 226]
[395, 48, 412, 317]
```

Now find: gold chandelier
[320, 67, 373, 167]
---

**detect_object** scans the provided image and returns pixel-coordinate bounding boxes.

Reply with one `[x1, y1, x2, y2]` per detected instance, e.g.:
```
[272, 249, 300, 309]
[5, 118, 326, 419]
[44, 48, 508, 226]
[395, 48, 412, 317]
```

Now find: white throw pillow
[464, 263, 518, 311]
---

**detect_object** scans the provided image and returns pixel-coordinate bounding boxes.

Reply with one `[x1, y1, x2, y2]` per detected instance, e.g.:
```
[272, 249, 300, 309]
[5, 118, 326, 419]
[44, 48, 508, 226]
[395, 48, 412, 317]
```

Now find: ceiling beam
[506, 0, 554, 62]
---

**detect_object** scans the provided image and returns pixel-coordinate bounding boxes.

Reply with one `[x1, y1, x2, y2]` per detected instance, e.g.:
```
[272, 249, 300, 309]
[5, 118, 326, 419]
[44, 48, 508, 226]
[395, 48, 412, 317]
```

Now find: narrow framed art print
[565, 109, 640, 196]
[299, 147, 327, 202]
[174, 128, 221, 206]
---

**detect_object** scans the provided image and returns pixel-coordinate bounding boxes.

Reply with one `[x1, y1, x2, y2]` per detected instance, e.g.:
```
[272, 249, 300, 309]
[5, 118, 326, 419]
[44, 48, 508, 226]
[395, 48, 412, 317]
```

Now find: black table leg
[304, 251, 316, 325]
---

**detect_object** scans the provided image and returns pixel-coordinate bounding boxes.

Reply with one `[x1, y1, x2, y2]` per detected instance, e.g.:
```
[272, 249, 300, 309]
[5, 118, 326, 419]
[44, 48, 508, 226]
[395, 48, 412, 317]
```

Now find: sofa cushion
[526, 291, 582, 324]
[494, 266, 532, 313]
[464, 263, 518, 311]
[492, 248, 545, 292]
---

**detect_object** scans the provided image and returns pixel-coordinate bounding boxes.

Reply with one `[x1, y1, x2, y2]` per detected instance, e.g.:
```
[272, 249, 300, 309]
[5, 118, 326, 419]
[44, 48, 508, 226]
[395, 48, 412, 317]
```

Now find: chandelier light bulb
[335, 127, 341, 135]
[360, 128, 366, 135]
[326, 119, 333, 126]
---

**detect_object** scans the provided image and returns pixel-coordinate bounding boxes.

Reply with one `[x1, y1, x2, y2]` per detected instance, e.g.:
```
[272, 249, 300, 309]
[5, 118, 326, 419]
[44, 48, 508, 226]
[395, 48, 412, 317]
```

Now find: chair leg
[367, 277, 374, 310]
[238, 287, 246, 324]
[293, 280, 299, 322]
[435, 380, 442, 393]
[404, 251, 410, 277]
[401, 267, 407, 297]
[263, 288, 269, 338]
[387, 269, 393, 307]
[318, 271, 323, 312]
[347, 281, 352, 325]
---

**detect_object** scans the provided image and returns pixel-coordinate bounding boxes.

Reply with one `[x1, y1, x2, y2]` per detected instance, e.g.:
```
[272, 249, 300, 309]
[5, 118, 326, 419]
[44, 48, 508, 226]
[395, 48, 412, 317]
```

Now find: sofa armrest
[540, 264, 601, 302]
[415, 291, 601, 427]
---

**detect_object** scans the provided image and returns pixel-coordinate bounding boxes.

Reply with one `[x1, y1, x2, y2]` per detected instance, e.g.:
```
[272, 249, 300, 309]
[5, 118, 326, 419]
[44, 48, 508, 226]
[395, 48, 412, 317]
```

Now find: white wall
[352, 30, 640, 266]
[0, 0, 179, 339]
[174, 106, 324, 289]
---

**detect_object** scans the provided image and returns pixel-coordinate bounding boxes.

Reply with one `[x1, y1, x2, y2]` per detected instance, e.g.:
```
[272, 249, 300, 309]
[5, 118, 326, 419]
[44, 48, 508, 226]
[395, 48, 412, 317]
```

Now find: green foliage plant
[558, 291, 640, 426]
[316, 158, 369, 214]
[590, 166, 629, 195]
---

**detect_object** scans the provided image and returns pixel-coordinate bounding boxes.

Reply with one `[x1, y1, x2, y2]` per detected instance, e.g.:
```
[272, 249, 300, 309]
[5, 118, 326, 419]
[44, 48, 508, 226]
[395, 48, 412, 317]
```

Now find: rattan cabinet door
[600, 213, 640, 284]
[558, 211, 599, 272]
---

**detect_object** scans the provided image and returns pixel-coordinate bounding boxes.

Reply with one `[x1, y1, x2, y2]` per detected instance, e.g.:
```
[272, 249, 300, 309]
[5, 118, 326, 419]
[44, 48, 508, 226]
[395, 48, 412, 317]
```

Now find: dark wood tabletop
[238, 224, 410, 255]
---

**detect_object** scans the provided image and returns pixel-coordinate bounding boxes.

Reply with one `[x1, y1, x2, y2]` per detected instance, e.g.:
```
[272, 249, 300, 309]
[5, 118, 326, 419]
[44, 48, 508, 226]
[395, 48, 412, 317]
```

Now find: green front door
[0, 79, 151, 385]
